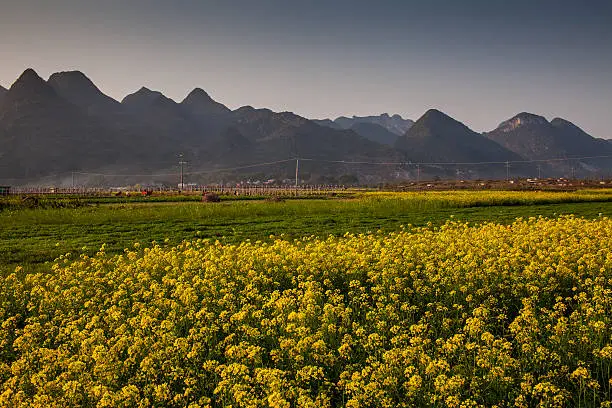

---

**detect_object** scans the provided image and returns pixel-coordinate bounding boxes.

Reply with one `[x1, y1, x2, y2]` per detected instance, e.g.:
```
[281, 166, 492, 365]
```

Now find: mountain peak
[409, 109, 472, 137]
[136, 86, 158, 95]
[181, 88, 230, 115]
[514, 112, 548, 121]
[234, 105, 258, 114]
[47, 71, 99, 95]
[13, 68, 47, 88]
[496, 112, 548, 132]
[550, 117, 600, 145]
[121, 87, 167, 106]
[423, 108, 447, 117]
[232, 106, 308, 132]
[419, 108, 457, 124]
[18, 68, 41, 82]
[186, 87, 211, 99]
[47, 70, 120, 114]
[550, 117, 579, 130]
[5, 68, 56, 101]
[48, 70, 93, 84]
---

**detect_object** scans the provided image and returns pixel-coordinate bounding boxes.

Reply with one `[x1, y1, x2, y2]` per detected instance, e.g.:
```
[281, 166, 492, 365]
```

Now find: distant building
[178, 183, 197, 190]
[0, 186, 10, 196]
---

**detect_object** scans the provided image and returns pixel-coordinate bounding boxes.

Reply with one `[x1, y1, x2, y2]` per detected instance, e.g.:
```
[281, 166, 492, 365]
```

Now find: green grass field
[1, 189, 611, 275]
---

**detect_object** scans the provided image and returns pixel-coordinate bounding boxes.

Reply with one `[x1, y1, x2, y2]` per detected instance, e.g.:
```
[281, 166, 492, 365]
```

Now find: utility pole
[295, 158, 300, 188]
[416, 164, 421, 185]
[179, 154, 187, 190]
[505, 161, 510, 182]
[72, 171, 75, 189]
[537, 165, 541, 179]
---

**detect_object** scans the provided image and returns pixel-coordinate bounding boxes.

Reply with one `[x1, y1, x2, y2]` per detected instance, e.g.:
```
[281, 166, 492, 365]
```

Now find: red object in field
[141, 190, 152, 196]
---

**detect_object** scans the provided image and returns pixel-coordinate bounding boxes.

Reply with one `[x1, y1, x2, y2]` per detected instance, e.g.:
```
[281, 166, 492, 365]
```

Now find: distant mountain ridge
[315, 113, 414, 135]
[314, 113, 414, 146]
[348, 122, 399, 146]
[0, 68, 610, 185]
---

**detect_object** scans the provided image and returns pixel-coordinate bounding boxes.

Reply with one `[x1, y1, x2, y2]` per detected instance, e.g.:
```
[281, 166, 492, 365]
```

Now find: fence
[5, 185, 352, 197]
[8, 187, 111, 196]
[202, 185, 351, 197]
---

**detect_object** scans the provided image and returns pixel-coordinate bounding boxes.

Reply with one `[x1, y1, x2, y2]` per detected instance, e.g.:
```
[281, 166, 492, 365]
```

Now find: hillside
[396, 109, 521, 163]
[348, 122, 399, 146]
[47, 71, 122, 116]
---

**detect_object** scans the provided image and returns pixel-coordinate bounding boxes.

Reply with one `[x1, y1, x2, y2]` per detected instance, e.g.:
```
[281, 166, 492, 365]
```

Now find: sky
[1, 0, 611, 137]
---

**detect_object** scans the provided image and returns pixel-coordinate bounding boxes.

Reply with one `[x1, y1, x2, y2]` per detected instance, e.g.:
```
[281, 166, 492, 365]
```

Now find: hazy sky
[1, 0, 611, 137]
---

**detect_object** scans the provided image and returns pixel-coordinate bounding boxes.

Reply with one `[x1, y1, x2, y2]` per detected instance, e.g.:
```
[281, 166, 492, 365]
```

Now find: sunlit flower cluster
[1, 215, 612, 407]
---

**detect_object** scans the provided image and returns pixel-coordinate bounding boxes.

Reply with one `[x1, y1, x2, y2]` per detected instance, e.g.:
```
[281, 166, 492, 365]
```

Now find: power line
[74, 170, 180, 177]
[64, 154, 612, 178]
[300, 155, 612, 167]
[506, 155, 612, 164]
[299, 158, 406, 165]
[185, 159, 295, 175]
[73, 159, 293, 178]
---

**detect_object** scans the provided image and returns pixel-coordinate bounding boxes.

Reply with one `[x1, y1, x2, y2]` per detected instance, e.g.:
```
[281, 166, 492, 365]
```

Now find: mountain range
[0, 68, 610, 185]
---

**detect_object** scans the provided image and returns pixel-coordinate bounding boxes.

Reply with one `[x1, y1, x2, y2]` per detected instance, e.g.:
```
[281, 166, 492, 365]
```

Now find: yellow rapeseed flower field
[1, 215, 612, 407]
[360, 189, 612, 208]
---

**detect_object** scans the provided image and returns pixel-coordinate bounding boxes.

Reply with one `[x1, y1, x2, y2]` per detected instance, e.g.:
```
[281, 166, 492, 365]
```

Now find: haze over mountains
[0, 68, 610, 186]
